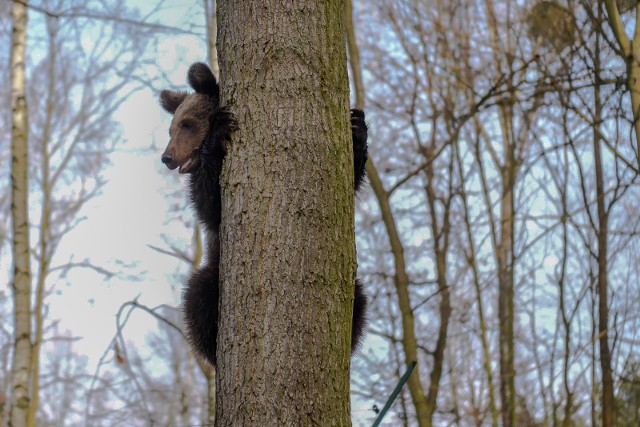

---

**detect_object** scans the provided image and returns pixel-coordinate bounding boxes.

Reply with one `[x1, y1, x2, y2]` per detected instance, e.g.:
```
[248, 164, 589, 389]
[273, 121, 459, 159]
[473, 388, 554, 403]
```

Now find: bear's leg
[186, 263, 365, 359]
[350, 109, 369, 353]
[189, 107, 237, 232]
[351, 278, 368, 353]
[183, 263, 220, 365]
[351, 109, 368, 193]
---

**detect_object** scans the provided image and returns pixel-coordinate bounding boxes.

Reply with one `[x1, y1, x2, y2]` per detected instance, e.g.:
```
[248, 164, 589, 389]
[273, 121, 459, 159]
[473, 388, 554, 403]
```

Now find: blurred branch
[48, 260, 116, 280]
[123, 300, 186, 341]
[11, 0, 197, 34]
[113, 299, 154, 425]
[147, 243, 194, 265]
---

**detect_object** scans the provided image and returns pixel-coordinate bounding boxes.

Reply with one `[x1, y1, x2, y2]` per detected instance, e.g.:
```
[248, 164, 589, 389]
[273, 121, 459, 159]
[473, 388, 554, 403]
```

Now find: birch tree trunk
[216, 1, 355, 424]
[9, 1, 33, 427]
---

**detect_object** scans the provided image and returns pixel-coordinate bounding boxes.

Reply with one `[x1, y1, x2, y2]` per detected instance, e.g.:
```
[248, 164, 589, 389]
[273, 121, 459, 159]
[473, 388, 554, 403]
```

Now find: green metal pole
[371, 361, 417, 426]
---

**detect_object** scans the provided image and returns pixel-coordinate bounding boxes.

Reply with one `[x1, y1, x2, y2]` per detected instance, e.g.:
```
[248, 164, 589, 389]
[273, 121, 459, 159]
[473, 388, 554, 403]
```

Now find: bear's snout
[161, 152, 178, 170]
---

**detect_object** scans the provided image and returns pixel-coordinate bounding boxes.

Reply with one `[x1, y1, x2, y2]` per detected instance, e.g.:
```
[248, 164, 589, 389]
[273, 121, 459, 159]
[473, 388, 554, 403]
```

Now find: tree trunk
[203, 363, 216, 425]
[423, 152, 452, 426]
[482, 1, 517, 422]
[457, 138, 499, 427]
[216, 1, 355, 424]
[9, 1, 33, 427]
[194, 339, 216, 426]
[203, 0, 219, 80]
[497, 156, 516, 427]
[28, 15, 58, 427]
[593, 32, 616, 425]
[602, 0, 640, 165]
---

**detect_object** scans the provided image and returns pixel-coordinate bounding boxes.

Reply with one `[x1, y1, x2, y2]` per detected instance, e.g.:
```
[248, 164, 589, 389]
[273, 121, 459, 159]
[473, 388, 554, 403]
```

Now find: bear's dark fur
[160, 62, 368, 365]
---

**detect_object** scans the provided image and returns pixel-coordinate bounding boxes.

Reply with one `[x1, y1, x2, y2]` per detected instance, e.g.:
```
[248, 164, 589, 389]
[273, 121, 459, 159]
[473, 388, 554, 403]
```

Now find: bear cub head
[160, 62, 220, 174]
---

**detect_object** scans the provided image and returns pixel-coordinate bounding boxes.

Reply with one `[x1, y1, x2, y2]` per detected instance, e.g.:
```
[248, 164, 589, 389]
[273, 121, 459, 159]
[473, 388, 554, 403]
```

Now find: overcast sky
[0, 0, 210, 368]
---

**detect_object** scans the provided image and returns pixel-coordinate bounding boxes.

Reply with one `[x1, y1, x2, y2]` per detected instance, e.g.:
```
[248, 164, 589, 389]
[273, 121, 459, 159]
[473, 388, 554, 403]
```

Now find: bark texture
[9, 2, 33, 427]
[216, 1, 355, 425]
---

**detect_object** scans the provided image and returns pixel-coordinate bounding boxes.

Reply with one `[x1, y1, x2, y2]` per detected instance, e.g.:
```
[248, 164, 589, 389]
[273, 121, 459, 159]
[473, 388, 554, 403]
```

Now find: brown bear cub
[160, 62, 368, 365]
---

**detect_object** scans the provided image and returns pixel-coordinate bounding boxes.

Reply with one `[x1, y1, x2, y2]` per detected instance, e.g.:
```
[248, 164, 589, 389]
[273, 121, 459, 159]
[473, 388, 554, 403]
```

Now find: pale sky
[44, 40, 206, 362]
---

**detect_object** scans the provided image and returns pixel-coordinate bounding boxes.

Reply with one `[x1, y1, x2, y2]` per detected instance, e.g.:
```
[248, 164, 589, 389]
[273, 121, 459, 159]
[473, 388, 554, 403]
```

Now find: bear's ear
[160, 90, 188, 114]
[188, 62, 219, 98]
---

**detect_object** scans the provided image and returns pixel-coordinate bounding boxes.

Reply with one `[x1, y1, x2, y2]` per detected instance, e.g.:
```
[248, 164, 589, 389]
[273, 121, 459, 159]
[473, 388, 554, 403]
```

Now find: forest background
[2, 0, 640, 426]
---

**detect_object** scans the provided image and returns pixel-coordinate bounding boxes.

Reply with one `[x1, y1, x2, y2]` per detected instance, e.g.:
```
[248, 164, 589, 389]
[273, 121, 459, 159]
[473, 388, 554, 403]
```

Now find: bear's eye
[179, 121, 192, 130]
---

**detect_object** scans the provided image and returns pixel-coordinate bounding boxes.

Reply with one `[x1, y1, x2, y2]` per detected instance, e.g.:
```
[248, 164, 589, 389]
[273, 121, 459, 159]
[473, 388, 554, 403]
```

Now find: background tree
[9, 1, 32, 426]
[348, 0, 639, 425]
[3, 0, 160, 425]
[603, 0, 640, 165]
[344, 0, 432, 424]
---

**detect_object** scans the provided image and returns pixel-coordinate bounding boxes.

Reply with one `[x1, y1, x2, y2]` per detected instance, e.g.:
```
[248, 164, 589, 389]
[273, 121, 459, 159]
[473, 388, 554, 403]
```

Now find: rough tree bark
[9, 1, 33, 427]
[216, 1, 355, 424]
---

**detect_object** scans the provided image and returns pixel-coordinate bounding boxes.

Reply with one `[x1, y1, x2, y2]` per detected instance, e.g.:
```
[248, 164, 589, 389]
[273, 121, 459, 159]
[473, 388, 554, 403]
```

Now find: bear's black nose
[161, 152, 179, 170]
[161, 153, 173, 165]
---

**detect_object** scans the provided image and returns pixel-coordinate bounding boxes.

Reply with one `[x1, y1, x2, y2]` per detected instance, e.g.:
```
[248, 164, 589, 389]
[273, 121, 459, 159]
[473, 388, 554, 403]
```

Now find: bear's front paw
[351, 109, 367, 145]
[206, 107, 239, 154]
[350, 109, 368, 193]
[211, 107, 239, 139]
